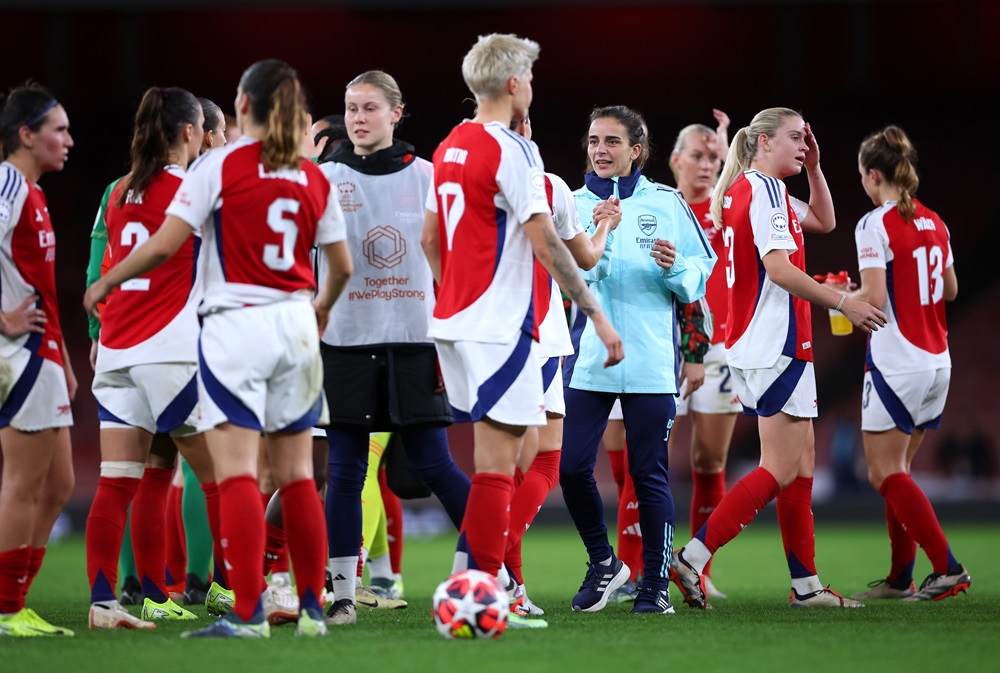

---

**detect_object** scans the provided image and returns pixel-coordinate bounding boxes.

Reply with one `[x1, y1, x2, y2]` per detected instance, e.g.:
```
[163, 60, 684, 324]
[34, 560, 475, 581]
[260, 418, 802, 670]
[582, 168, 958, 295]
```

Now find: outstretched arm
[84, 215, 192, 317]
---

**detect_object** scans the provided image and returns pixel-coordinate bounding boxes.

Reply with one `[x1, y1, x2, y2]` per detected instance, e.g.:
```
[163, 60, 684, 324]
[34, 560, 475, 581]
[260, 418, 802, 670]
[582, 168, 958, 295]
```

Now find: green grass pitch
[3, 522, 997, 673]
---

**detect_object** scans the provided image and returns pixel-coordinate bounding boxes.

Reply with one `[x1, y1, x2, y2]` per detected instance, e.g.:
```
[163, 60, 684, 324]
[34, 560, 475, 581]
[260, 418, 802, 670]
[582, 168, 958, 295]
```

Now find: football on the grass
[431, 569, 509, 639]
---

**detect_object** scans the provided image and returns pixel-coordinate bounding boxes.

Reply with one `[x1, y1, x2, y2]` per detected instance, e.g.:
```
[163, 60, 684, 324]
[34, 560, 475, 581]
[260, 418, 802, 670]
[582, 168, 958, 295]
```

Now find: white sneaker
[89, 601, 156, 630]
[356, 585, 407, 610]
[512, 584, 545, 616]
[852, 578, 915, 600]
[324, 599, 357, 626]
[703, 576, 728, 599]
[263, 586, 300, 625]
[789, 587, 864, 608]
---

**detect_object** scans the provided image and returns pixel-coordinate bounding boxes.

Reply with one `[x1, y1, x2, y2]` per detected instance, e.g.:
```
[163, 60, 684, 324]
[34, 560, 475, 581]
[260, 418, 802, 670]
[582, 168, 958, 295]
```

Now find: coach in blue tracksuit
[561, 105, 716, 615]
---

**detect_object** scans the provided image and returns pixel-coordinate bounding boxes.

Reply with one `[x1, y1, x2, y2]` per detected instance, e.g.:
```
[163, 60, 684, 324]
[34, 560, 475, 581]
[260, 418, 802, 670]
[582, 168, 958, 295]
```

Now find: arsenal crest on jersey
[638, 214, 657, 236]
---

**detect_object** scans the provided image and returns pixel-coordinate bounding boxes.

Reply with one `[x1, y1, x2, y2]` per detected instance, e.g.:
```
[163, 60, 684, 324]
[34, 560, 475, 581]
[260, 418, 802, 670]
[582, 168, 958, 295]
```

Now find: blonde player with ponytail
[671, 108, 885, 610]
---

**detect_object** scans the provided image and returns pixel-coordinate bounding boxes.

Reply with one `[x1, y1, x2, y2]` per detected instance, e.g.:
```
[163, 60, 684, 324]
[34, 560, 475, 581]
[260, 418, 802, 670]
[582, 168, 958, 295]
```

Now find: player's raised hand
[804, 122, 821, 169]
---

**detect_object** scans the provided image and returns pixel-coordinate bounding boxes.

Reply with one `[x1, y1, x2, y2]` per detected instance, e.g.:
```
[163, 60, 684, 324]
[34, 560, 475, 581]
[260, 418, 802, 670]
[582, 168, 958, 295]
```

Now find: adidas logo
[623, 524, 642, 536]
[331, 573, 348, 581]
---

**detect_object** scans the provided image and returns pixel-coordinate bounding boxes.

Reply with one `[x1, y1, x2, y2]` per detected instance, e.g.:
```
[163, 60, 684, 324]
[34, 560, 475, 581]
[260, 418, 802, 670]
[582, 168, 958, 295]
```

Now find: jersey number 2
[121, 221, 151, 291]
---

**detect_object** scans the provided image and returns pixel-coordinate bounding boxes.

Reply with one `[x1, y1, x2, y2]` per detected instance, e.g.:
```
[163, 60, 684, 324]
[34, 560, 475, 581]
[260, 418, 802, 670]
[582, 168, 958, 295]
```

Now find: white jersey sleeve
[165, 143, 227, 234]
[789, 195, 809, 223]
[855, 206, 892, 271]
[548, 172, 585, 240]
[424, 180, 437, 213]
[315, 181, 347, 246]
[749, 172, 797, 257]
[494, 131, 549, 227]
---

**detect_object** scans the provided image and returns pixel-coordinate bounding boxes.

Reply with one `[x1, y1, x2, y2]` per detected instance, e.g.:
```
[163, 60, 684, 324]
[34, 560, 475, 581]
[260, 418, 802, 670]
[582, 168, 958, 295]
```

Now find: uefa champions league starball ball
[431, 569, 509, 639]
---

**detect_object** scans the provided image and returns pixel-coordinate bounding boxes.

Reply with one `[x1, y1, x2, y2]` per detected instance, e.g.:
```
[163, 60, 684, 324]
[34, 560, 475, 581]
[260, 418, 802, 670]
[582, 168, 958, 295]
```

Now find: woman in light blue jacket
[560, 105, 716, 615]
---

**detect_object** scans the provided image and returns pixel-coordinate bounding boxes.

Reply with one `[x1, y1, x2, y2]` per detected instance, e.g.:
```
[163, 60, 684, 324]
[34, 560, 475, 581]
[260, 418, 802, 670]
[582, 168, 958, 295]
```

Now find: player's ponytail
[0, 82, 58, 160]
[118, 86, 201, 207]
[240, 59, 305, 171]
[711, 107, 800, 229]
[859, 124, 919, 222]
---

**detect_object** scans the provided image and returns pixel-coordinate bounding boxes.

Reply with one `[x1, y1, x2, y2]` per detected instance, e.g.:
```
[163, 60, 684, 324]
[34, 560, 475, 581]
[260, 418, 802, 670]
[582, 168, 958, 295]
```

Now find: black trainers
[120, 576, 142, 606]
[630, 587, 675, 614]
[571, 557, 630, 612]
[184, 575, 209, 605]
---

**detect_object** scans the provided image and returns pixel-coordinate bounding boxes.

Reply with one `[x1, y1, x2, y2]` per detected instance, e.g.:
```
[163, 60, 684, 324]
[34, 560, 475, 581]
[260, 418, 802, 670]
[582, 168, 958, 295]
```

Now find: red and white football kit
[426, 121, 550, 428]
[856, 199, 953, 433]
[92, 166, 201, 435]
[0, 161, 71, 430]
[723, 170, 815, 418]
[166, 136, 345, 433]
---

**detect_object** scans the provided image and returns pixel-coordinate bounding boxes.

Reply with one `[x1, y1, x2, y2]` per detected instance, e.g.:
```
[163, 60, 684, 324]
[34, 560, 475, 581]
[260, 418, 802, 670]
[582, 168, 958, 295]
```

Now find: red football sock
[131, 467, 173, 601]
[880, 473, 951, 575]
[607, 449, 625, 501]
[201, 481, 226, 587]
[0, 546, 31, 614]
[461, 473, 515, 576]
[505, 450, 561, 582]
[617, 447, 642, 582]
[378, 469, 404, 575]
[164, 482, 186, 589]
[86, 476, 140, 603]
[280, 478, 327, 612]
[263, 522, 287, 577]
[691, 470, 726, 578]
[23, 546, 46, 598]
[776, 476, 818, 578]
[699, 467, 780, 554]
[219, 475, 265, 621]
[885, 499, 916, 584]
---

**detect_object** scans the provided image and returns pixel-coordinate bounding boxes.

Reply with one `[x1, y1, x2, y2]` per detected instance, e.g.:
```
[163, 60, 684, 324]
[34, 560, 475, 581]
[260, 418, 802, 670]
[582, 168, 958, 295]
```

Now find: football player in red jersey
[83, 86, 209, 630]
[0, 82, 76, 637]
[421, 34, 621, 620]
[85, 59, 353, 638]
[670, 108, 884, 609]
[848, 125, 970, 602]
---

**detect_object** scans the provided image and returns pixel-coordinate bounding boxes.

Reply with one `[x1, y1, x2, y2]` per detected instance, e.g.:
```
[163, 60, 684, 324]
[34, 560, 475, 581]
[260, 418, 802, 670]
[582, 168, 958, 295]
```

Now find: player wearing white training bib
[317, 71, 469, 625]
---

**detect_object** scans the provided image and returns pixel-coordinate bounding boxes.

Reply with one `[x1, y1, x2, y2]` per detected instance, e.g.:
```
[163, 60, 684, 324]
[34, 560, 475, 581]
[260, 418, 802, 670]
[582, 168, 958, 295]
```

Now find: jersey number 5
[912, 245, 944, 305]
[264, 198, 300, 272]
[437, 182, 465, 251]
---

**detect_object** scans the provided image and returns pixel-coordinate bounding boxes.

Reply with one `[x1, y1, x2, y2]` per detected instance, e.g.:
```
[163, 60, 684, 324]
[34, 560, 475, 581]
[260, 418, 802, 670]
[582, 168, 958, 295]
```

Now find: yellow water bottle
[823, 271, 853, 335]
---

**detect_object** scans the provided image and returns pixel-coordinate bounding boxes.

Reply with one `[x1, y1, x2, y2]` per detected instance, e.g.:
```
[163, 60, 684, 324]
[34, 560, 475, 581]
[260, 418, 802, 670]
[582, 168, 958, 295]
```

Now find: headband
[24, 100, 58, 128]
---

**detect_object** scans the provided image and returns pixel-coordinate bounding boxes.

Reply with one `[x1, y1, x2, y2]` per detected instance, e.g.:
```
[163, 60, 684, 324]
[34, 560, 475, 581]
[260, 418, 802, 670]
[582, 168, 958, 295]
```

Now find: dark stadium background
[1, 0, 998, 518]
